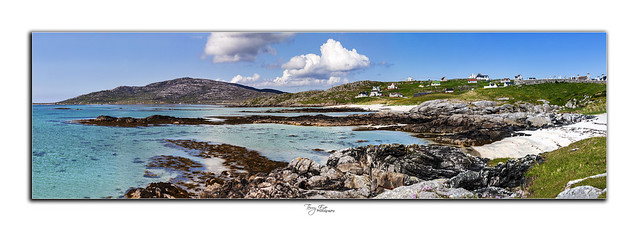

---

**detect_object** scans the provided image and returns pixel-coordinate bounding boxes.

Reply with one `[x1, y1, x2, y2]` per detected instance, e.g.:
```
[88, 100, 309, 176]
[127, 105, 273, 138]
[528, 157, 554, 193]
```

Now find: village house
[598, 74, 607, 81]
[444, 88, 454, 93]
[576, 73, 590, 81]
[441, 76, 447, 82]
[431, 81, 441, 86]
[471, 73, 490, 81]
[370, 90, 383, 97]
[387, 83, 398, 90]
[501, 78, 511, 83]
[514, 74, 523, 81]
[468, 78, 477, 83]
[372, 86, 381, 91]
[503, 82, 514, 87]
[389, 92, 404, 98]
[406, 76, 415, 82]
[418, 84, 424, 88]
[356, 92, 369, 98]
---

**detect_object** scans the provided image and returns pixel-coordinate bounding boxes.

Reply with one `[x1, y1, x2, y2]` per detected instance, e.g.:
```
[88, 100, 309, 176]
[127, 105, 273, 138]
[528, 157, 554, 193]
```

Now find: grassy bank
[524, 137, 607, 198]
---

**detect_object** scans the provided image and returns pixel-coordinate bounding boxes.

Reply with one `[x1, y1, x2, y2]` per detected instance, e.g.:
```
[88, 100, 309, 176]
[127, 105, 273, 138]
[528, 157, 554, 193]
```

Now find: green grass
[562, 98, 607, 115]
[571, 176, 607, 189]
[525, 137, 607, 198]
[487, 158, 513, 167]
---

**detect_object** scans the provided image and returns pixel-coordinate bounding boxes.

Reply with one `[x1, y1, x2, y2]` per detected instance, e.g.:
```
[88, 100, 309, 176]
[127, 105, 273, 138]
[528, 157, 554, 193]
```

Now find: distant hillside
[241, 79, 607, 112]
[57, 77, 286, 105]
[240, 80, 384, 106]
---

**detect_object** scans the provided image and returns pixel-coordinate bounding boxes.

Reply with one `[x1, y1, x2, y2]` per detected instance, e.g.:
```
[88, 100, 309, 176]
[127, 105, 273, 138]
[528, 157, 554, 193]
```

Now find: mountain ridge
[56, 77, 286, 105]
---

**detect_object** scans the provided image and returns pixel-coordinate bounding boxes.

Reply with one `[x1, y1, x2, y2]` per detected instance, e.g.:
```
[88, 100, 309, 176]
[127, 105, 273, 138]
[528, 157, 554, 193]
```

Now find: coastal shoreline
[472, 113, 607, 159]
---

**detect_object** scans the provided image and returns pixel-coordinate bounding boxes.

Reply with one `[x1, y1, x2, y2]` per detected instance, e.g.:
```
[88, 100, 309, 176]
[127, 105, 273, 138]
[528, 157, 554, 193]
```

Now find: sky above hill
[32, 32, 607, 103]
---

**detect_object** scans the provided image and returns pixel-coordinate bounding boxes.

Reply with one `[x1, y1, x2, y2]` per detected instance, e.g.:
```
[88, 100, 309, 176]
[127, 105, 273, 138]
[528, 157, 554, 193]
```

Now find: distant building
[370, 90, 383, 97]
[501, 78, 511, 83]
[372, 86, 381, 91]
[468, 78, 477, 83]
[503, 82, 514, 87]
[406, 76, 415, 82]
[576, 73, 590, 81]
[529, 77, 536, 80]
[431, 81, 441, 86]
[389, 92, 404, 98]
[418, 84, 424, 88]
[514, 74, 523, 81]
[599, 74, 607, 81]
[484, 83, 498, 89]
[388, 83, 398, 90]
[356, 92, 369, 98]
[476, 73, 490, 81]
[441, 76, 448, 82]
[444, 88, 454, 93]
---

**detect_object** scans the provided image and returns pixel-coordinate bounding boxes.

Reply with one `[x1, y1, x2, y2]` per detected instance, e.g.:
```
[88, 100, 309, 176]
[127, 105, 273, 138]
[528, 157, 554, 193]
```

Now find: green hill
[241, 79, 607, 112]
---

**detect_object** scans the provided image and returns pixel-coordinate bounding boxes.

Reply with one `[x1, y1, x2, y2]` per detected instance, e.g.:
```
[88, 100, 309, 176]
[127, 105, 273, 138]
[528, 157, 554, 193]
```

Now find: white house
[514, 74, 523, 81]
[444, 88, 454, 93]
[431, 81, 441, 86]
[406, 76, 415, 82]
[388, 83, 398, 90]
[484, 83, 498, 89]
[503, 82, 514, 87]
[441, 76, 447, 82]
[501, 78, 511, 83]
[370, 90, 383, 97]
[476, 73, 490, 81]
[389, 92, 404, 98]
[372, 86, 381, 91]
[468, 78, 477, 83]
[418, 84, 424, 88]
[356, 92, 369, 98]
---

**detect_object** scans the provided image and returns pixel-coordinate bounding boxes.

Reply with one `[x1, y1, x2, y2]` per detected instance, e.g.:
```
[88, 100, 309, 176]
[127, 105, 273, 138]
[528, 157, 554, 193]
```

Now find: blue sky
[32, 32, 606, 103]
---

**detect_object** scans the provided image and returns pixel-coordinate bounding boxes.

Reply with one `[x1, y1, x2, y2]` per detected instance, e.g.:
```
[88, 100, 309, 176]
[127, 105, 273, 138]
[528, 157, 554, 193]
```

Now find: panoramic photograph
[31, 32, 607, 199]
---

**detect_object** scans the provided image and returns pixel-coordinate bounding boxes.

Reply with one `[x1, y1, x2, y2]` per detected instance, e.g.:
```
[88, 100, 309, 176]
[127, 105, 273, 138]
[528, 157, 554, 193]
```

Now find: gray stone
[556, 186, 604, 199]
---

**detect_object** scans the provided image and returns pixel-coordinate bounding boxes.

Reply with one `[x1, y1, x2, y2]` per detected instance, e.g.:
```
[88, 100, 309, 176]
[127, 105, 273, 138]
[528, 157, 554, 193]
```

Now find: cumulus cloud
[230, 73, 261, 84]
[203, 32, 294, 63]
[255, 39, 370, 87]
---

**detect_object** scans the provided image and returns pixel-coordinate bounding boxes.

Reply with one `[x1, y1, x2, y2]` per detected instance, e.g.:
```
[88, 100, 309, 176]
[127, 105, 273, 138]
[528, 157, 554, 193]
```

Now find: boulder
[556, 186, 605, 199]
[125, 182, 191, 199]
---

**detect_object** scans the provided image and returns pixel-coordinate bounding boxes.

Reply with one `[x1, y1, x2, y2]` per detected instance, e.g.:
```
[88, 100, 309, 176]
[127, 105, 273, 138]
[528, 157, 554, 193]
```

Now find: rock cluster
[189, 144, 541, 199]
[125, 182, 191, 199]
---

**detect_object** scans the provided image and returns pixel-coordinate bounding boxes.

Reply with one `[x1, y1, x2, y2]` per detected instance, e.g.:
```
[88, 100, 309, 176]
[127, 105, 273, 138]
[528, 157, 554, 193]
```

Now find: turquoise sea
[31, 105, 428, 199]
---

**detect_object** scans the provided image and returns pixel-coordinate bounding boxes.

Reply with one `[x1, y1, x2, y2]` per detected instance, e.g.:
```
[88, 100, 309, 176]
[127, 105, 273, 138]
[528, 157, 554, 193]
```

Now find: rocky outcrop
[327, 144, 487, 181]
[556, 186, 605, 199]
[125, 182, 191, 199]
[195, 144, 537, 199]
[448, 154, 543, 190]
[75, 115, 215, 127]
[126, 143, 544, 199]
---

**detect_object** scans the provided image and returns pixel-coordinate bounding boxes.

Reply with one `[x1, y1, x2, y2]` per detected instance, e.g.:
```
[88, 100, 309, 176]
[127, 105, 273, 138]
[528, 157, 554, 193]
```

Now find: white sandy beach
[329, 104, 417, 112]
[472, 113, 607, 159]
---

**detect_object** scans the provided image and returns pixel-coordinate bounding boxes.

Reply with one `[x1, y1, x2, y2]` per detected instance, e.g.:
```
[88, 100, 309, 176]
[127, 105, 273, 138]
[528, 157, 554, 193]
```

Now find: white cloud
[230, 73, 261, 84]
[255, 39, 370, 87]
[203, 32, 294, 63]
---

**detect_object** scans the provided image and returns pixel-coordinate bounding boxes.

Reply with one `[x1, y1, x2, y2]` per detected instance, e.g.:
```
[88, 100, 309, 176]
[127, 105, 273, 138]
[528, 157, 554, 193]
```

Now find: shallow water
[32, 104, 428, 199]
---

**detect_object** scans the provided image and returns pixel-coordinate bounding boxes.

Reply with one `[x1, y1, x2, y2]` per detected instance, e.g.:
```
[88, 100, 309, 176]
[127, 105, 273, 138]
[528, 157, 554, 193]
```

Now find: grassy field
[244, 79, 607, 113]
[524, 137, 607, 199]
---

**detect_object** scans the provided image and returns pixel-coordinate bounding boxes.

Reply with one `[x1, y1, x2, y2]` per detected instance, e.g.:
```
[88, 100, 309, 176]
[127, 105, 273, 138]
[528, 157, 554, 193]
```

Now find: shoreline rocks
[128, 143, 542, 199]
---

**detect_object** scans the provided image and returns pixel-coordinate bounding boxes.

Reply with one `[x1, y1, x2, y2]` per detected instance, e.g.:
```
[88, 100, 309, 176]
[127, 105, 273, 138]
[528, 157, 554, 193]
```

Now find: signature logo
[304, 203, 335, 215]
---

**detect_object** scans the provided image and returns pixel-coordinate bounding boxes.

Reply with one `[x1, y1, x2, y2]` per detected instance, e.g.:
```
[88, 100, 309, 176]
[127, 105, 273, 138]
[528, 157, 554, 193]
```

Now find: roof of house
[468, 78, 477, 81]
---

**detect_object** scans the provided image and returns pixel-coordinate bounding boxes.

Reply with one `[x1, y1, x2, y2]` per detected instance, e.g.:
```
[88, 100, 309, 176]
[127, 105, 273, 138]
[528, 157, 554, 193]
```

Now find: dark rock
[449, 154, 543, 190]
[125, 182, 191, 199]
